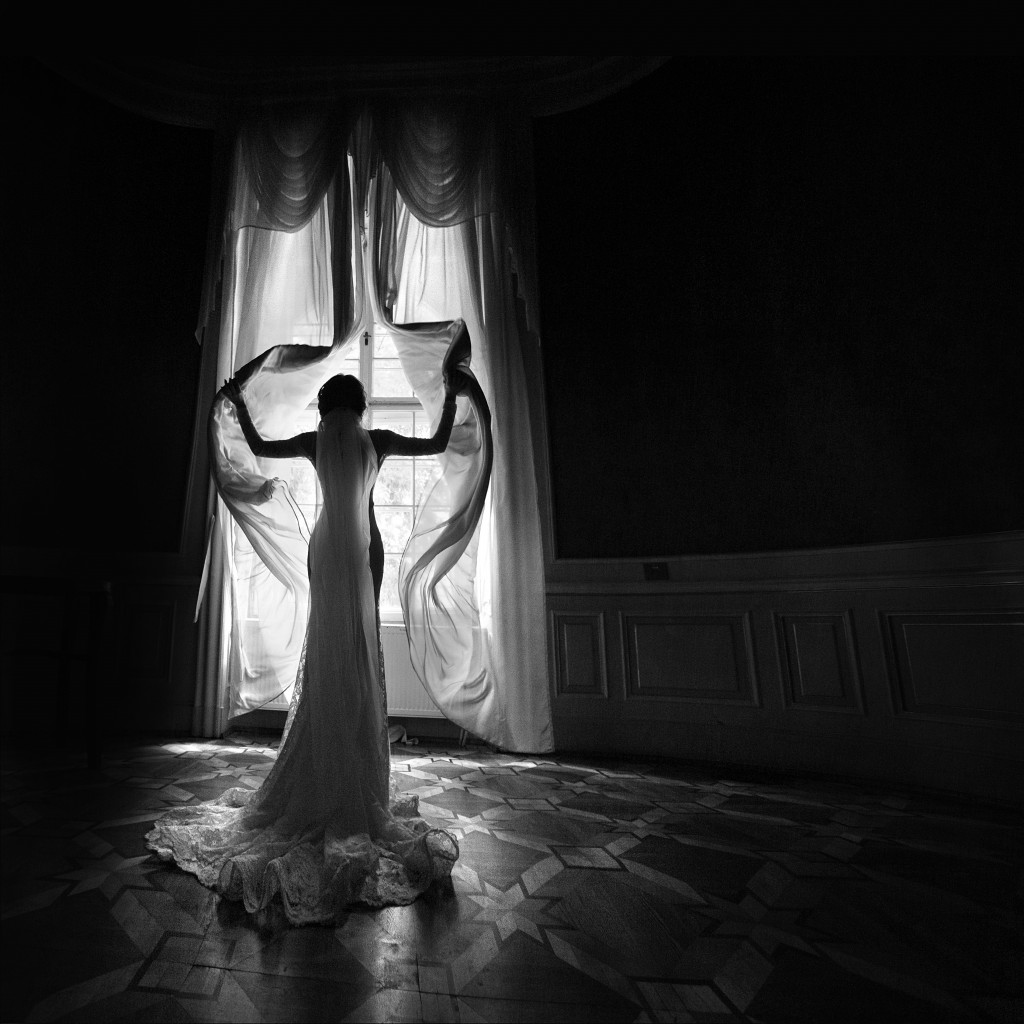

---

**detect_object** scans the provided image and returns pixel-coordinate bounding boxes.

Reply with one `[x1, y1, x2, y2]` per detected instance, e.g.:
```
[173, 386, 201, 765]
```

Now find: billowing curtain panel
[196, 104, 552, 753]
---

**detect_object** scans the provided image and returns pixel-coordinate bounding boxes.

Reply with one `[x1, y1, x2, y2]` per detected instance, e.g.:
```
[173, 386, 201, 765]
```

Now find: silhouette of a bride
[147, 332, 466, 925]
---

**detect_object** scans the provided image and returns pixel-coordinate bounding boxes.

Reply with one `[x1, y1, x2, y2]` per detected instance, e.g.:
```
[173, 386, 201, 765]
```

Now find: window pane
[291, 322, 331, 346]
[375, 459, 414, 505]
[377, 507, 413, 553]
[413, 409, 433, 438]
[370, 408, 414, 435]
[373, 366, 414, 398]
[338, 348, 361, 382]
[373, 334, 399, 360]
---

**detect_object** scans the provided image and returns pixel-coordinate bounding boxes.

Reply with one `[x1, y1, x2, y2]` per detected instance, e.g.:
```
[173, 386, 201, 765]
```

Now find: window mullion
[361, 324, 374, 403]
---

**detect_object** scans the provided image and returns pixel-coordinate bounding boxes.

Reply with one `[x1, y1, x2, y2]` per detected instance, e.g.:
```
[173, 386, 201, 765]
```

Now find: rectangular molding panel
[622, 613, 758, 705]
[775, 612, 863, 714]
[546, 565, 1024, 804]
[881, 610, 1024, 724]
[551, 611, 607, 697]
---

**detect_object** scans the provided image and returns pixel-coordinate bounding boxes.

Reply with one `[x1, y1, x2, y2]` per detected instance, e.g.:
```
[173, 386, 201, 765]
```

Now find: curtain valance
[371, 101, 498, 229]
[238, 105, 350, 232]
[231, 100, 503, 235]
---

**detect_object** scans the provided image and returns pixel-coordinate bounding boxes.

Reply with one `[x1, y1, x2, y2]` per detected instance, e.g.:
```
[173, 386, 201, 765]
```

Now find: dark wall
[5, 59, 1020, 561]
[535, 58, 1023, 558]
[3, 61, 211, 554]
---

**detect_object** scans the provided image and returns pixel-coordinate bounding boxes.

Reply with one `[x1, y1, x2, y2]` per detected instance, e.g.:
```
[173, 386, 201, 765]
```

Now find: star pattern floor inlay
[2, 735, 1022, 1022]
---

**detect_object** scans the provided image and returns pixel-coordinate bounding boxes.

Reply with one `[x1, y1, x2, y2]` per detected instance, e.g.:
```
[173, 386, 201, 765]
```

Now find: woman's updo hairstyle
[317, 374, 367, 417]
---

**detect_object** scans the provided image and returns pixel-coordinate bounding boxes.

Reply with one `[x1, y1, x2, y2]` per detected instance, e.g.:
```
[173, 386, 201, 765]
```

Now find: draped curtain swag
[195, 99, 553, 754]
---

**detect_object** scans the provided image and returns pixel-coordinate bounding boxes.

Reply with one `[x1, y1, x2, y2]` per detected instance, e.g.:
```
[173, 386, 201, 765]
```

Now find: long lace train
[146, 775, 458, 925]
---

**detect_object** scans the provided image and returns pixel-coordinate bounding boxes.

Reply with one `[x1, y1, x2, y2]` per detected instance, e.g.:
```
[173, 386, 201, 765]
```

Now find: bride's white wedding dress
[146, 407, 458, 925]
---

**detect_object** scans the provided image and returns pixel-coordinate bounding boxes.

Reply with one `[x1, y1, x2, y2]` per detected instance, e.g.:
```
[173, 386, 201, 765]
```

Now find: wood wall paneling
[545, 561, 1024, 804]
[551, 611, 607, 697]
[775, 611, 863, 714]
[881, 610, 1024, 725]
[622, 612, 758, 705]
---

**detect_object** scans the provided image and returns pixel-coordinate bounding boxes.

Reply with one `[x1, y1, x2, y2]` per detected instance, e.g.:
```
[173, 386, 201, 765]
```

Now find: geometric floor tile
[558, 793, 656, 821]
[3, 734, 1023, 1023]
[421, 789, 506, 819]
[456, 831, 550, 890]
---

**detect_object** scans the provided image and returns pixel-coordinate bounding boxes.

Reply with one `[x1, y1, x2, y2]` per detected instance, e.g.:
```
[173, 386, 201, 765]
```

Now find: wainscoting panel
[881, 610, 1024, 724]
[775, 612, 863, 713]
[546, 544, 1024, 805]
[622, 613, 757, 705]
[551, 611, 607, 697]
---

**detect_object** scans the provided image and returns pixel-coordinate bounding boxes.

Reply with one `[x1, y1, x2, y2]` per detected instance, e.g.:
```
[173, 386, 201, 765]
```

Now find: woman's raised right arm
[222, 380, 315, 461]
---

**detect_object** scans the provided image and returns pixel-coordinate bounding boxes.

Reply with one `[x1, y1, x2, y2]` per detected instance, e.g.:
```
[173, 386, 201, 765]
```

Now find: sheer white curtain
[195, 103, 552, 753]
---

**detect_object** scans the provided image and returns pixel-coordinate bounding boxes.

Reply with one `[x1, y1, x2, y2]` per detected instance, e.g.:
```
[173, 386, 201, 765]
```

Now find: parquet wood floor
[2, 736, 1022, 1022]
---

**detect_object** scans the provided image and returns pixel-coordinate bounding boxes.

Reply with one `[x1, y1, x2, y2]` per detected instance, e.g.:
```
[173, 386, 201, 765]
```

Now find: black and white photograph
[1, 55, 1022, 1023]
